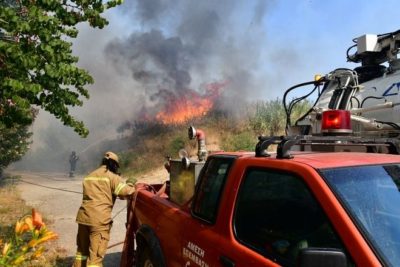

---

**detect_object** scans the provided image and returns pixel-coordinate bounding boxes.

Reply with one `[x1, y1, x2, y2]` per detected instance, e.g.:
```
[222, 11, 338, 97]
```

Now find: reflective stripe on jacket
[76, 165, 135, 226]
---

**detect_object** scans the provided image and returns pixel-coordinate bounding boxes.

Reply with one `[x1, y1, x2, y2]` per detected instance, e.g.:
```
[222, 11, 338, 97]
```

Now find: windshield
[322, 164, 400, 267]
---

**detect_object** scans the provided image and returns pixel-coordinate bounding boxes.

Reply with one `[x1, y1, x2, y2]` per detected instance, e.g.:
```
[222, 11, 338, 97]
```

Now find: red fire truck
[120, 30, 400, 267]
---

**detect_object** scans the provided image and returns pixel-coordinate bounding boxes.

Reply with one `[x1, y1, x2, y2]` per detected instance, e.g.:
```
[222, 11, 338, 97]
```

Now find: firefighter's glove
[126, 177, 137, 186]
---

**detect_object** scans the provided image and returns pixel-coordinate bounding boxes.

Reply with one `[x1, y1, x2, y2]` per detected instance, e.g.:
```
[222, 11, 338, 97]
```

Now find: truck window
[192, 157, 234, 223]
[234, 168, 350, 266]
[322, 164, 400, 267]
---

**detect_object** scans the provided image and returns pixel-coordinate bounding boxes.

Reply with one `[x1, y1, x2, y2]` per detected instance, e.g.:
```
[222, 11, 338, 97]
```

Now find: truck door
[180, 156, 235, 267]
[218, 166, 354, 267]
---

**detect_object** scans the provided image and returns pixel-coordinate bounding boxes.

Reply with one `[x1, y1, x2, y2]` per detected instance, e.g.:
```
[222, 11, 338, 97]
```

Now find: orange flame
[155, 81, 226, 124]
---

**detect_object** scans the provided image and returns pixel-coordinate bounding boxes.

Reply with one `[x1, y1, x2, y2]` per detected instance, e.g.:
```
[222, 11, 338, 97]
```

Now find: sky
[13, 0, 400, 171]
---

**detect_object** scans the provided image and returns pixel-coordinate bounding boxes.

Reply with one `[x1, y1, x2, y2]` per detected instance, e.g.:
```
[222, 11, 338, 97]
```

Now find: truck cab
[121, 133, 400, 267]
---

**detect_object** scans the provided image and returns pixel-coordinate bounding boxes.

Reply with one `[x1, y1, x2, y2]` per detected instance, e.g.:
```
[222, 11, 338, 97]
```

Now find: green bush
[248, 99, 286, 136]
[221, 132, 255, 152]
[167, 136, 186, 157]
[248, 98, 311, 136]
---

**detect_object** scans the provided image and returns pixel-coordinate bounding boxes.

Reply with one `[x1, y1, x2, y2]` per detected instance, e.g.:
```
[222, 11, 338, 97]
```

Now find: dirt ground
[10, 168, 168, 267]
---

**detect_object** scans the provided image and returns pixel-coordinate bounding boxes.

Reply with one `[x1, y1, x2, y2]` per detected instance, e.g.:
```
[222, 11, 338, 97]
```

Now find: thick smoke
[107, 30, 191, 93]
[106, 0, 272, 118]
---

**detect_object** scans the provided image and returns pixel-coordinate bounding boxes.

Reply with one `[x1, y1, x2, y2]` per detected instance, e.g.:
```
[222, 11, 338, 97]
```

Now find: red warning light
[321, 110, 352, 134]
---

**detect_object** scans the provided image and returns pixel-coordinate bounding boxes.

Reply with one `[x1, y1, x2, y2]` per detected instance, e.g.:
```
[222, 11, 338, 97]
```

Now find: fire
[155, 81, 226, 124]
[156, 94, 213, 124]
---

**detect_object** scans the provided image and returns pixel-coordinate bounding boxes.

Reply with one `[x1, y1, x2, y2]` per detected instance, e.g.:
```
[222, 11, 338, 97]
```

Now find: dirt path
[11, 168, 168, 267]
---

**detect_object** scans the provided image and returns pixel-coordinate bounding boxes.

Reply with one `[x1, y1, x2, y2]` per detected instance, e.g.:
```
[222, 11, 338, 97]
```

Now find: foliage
[287, 98, 312, 125]
[249, 98, 312, 136]
[0, 0, 123, 137]
[221, 131, 255, 152]
[133, 120, 176, 137]
[249, 99, 286, 136]
[121, 152, 163, 177]
[0, 121, 32, 175]
[0, 209, 58, 266]
[167, 136, 186, 157]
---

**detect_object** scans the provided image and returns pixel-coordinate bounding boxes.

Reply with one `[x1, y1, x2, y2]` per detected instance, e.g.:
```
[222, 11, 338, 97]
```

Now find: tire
[135, 226, 166, 267]
[136, 245, 156, 267]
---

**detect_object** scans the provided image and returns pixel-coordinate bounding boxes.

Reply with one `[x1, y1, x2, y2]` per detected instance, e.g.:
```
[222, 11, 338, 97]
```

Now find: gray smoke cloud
[105, 0, 274, 117]
[107, 30, 191, 93]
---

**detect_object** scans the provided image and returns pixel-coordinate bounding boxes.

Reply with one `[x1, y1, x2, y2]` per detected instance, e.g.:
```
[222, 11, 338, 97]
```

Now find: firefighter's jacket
[76, 165, 135, 226]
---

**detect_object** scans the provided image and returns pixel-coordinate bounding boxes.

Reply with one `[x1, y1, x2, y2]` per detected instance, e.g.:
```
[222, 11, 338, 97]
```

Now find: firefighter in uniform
[73, 151, 136, 267]
[69, 151, 79, 177]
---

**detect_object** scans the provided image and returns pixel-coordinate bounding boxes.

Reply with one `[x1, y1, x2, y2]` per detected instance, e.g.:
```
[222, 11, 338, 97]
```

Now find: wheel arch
[136, 224, 166, 266]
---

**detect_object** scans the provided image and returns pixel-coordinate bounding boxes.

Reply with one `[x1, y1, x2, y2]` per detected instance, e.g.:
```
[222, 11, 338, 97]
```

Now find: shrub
[248, 98, 312, 136]
[167, 136, 186, 157]
[221, 132, 255, 152]
[248, 99, 286, 136]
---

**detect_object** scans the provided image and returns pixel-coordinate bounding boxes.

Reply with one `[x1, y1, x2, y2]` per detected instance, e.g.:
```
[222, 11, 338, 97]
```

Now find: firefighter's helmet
[104, 151, 119, 166]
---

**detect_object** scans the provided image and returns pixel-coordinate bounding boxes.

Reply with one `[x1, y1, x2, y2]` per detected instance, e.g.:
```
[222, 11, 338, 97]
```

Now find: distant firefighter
[69, 151, 79, 177]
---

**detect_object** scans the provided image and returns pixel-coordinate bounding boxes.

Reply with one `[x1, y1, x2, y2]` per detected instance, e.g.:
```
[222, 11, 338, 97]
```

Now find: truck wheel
[137, 245, 159, 267]
[135, 226, 166, 267]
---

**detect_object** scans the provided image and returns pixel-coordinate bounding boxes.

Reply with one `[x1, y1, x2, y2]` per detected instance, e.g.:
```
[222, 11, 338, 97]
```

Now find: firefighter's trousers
[73, 224, 111, 267]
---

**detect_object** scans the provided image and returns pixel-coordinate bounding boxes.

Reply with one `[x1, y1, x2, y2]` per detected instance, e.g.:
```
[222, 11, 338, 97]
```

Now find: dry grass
[19, 244, 73, 267]
[0, 176, 73, 267]
[0, 177, 30, 242]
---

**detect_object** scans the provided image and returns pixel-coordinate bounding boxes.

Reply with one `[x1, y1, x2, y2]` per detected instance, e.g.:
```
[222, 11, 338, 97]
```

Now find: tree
[0, 121, 32, 177]
[0, 0, 123, 137]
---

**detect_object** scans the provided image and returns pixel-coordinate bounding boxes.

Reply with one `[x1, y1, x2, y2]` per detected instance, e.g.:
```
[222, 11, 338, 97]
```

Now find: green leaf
[0, 0, 121, 138]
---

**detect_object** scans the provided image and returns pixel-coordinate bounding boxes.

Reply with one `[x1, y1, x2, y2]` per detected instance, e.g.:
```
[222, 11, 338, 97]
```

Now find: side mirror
[297, 248, 347, 267]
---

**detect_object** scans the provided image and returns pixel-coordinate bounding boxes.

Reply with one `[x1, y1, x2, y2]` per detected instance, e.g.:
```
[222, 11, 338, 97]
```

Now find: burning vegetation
[140, 81, 227, 125]
[155, 89, 213, 124]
